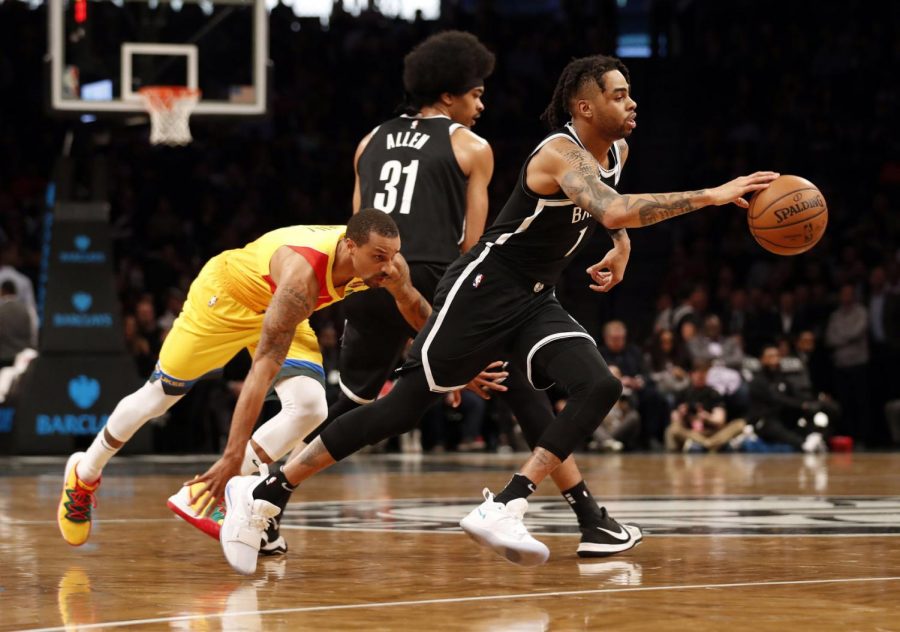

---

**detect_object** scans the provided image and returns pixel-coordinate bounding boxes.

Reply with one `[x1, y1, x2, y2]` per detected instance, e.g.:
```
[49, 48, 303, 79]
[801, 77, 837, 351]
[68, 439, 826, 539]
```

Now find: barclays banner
[10, 201, 148, 454]
[13, 355, 147, 455]
[40, 203, 125, 353]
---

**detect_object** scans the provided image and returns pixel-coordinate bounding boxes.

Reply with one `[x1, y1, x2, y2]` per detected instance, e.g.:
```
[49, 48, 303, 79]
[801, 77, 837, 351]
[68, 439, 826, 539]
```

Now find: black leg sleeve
[320, 367, 443, 461]
[497, 363, 555, 450]
[530, 338, 622, 460]
[303, 392, 361, 444]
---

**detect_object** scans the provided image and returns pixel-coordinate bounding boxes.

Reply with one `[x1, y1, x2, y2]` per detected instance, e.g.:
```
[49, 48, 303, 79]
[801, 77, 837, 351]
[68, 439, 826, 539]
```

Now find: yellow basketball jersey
[218, 225, 368, 313]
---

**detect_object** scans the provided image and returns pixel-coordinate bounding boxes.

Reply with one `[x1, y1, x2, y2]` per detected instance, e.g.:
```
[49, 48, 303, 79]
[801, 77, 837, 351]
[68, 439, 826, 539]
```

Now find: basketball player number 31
[374, 160, 420, 214]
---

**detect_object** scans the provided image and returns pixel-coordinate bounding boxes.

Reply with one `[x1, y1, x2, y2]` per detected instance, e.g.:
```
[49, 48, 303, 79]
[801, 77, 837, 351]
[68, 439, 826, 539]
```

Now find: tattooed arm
[589, 139, 633, 291]
[533, 139, 779, 229]
[225, 275, 315, 454]
[188, 252, 318, 502]
[381, 252, 432, 331]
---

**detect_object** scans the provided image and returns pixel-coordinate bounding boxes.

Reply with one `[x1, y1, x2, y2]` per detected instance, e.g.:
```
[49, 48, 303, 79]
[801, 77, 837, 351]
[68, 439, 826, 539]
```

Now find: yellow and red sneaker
[167, 482, 225, 540]
[57, 452, 100, 546]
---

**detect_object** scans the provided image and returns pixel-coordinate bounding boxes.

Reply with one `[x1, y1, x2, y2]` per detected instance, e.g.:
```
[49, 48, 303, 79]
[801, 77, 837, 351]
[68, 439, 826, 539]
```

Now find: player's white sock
[77, 379, 182, 482]
[240, 442, 264, 475]
[76, 432, 118, 484]
[251, 376, 327, 463]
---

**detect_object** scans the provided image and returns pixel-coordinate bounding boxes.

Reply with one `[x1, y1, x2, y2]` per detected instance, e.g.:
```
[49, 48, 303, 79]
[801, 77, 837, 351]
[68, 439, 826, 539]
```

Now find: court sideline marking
[28, 575, 900, 630]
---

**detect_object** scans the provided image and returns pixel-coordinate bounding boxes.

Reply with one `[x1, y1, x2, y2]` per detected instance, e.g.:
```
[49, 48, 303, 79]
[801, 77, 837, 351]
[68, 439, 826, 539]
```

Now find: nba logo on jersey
[472, 273, 484, 288]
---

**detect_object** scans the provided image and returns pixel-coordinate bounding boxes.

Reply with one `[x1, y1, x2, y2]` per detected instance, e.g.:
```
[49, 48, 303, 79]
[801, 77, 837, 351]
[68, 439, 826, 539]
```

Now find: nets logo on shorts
[279, 496, 900, 536]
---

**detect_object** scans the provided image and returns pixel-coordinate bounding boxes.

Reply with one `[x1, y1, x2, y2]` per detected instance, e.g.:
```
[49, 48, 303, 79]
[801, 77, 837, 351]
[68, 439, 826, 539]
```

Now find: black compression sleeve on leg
[497, 364, 555, 450]
[303, 393, 361, 444]
[320, 367, 443, 461]
[530, 338, 622, 460]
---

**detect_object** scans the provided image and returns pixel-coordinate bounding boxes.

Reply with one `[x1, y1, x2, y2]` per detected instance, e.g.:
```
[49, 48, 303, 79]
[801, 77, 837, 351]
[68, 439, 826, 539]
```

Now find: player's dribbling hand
[184, 452, 244, 510]
[587, 245, 630, 293]
[463, 360, 509, 401]
[709, 171, 780, 208]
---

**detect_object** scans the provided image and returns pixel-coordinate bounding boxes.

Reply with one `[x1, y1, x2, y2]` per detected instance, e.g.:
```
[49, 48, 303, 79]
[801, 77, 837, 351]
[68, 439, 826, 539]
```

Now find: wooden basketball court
[3, 452, 899, 630]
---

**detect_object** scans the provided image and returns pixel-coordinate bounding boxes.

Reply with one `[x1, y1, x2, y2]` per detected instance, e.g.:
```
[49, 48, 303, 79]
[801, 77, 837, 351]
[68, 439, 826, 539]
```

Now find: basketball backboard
[47, 0, 268, 116]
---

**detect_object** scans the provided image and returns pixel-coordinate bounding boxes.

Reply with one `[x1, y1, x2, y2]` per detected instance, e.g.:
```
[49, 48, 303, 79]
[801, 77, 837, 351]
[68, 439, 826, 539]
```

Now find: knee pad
[275, 375, 328, 430]
[252, 376, 327, 461]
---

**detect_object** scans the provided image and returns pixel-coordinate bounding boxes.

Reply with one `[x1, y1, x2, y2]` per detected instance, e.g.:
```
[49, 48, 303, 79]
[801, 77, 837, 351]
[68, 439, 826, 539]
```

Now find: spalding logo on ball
[747, 175, 828, 255]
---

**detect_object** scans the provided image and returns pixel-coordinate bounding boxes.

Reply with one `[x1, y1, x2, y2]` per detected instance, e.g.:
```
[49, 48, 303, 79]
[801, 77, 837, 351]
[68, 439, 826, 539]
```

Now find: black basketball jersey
[479, 123, 623, 286]
[357, 115, 468, 266]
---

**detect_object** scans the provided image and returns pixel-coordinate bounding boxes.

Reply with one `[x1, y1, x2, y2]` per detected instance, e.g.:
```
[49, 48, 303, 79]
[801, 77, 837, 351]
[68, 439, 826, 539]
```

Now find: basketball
[747, 175, 828, 256]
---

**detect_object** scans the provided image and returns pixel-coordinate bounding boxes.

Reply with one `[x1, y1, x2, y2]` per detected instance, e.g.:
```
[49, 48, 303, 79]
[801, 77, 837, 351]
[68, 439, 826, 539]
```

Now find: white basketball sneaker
[459, 488, 549, 567]
[220, 474, 281, 575]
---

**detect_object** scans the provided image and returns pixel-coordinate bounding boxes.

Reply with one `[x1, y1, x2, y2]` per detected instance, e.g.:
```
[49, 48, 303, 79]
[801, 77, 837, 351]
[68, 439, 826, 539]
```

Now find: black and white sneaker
[577, 508, 643, 558]
[259, 519, 288, 556]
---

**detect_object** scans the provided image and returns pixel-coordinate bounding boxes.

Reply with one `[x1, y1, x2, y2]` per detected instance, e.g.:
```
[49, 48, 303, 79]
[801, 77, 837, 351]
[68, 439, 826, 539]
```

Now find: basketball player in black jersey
[326, 30, 496, 420]
[221, 55, 778, 571]
[171, 32, 626, 569]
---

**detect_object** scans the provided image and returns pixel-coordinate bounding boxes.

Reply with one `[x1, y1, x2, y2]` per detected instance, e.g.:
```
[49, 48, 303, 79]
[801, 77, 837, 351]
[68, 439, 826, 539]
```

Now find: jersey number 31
[374, 160, 419, 215]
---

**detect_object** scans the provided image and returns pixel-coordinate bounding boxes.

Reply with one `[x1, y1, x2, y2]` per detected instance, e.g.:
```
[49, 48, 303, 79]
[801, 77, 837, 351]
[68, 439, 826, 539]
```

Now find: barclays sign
[58, 234, 106, 264]
[35, 375, 109, 436]
[51, 291, 113, 327]
[68, 375, 100, 409]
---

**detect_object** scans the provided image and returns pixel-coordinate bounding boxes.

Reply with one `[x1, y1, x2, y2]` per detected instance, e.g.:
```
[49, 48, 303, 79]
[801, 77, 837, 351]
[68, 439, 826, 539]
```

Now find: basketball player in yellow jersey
[57, 210, 432, 547]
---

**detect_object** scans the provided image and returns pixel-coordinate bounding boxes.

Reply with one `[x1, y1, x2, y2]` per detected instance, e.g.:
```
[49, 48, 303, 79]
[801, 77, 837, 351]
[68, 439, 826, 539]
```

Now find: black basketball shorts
[337, 262, 444, 403]
[406, 244, 594, 392]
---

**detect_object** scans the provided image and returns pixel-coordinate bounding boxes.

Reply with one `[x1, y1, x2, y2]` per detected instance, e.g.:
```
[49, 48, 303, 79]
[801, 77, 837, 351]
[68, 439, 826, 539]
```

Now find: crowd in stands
[1, 0, 898, 452]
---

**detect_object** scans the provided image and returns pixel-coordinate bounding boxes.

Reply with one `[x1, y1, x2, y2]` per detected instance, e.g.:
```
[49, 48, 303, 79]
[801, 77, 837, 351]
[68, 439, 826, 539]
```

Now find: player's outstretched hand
[709, 171, 780, 208]
[184, 452, 244, 509]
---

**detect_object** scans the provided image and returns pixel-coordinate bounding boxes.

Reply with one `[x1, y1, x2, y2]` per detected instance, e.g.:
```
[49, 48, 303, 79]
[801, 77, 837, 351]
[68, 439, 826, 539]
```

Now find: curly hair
[541, 55, 631, 129]
[347, 208, 399, 245]
[403, 31, 496, 109]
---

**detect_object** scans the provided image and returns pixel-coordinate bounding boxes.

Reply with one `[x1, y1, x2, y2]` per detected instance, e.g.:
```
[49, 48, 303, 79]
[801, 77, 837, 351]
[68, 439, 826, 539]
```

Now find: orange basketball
[747, 175, 828, 256]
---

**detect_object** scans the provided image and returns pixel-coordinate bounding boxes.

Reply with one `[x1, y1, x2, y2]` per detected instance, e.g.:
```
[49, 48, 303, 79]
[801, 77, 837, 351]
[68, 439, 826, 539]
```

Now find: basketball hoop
[139, 86, 201, 146]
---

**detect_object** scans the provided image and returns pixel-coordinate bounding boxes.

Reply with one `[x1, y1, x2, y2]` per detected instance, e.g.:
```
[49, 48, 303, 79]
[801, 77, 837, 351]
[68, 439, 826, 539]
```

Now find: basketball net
[139, 86, 201, 146]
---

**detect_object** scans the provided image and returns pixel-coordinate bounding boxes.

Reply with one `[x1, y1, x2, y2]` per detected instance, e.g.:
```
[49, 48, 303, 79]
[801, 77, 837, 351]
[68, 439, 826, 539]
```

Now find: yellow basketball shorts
[153, 257, 324, 395]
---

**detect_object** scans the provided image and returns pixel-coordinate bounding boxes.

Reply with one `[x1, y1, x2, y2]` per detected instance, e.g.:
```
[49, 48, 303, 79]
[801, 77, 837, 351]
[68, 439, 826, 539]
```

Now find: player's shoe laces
[576, 507, 643, 558]
[459, 488, 549, 567]
[259, 518, 288, 556]
[57, 452, 101, 546]
[220, 474, 281, 575]
[167, 482, 225, 540]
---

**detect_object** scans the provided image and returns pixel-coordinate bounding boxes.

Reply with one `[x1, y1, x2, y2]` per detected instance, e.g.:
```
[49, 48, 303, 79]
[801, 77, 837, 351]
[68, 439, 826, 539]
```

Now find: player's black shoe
[577, 508, 643, 558]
